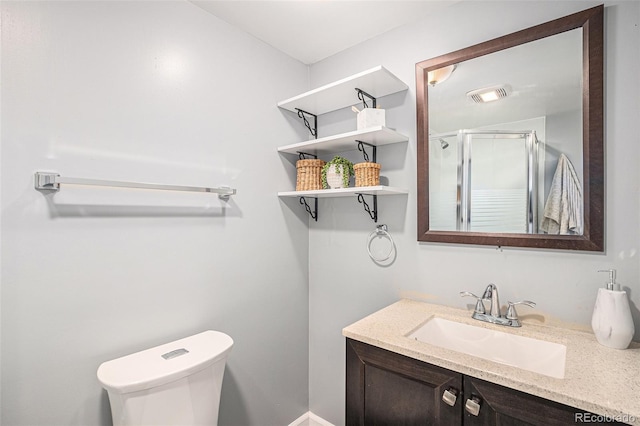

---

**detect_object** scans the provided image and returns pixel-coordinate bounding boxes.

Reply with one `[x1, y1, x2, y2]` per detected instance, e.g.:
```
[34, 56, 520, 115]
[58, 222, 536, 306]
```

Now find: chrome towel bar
[34, 172, 236, 199]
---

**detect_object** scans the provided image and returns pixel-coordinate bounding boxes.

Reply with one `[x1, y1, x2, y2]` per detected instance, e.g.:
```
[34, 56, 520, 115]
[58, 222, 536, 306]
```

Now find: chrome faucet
[460, 283, 535, 327]
[482, 283, 501, 318]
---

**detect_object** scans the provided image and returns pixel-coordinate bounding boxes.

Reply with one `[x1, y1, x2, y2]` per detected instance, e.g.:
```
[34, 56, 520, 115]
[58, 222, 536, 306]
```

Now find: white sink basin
[408, 317, 566, 379]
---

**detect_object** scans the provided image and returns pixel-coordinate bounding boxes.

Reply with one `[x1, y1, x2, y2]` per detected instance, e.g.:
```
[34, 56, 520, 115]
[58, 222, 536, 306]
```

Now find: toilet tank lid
[97, 330, 233, 394]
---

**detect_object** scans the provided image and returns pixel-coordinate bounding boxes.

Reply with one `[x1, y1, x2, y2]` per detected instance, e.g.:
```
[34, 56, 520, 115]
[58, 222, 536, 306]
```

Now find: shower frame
[432, 129, 540, 233]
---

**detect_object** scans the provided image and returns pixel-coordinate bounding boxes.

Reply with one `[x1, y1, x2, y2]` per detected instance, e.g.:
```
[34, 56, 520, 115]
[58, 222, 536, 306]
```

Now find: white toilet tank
[97, 330, 233, 426]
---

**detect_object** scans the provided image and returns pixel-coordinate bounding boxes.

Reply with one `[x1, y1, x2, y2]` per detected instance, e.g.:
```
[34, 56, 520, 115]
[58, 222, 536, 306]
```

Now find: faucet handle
[506, 300, 536, 320]
[460, 291, 486, 314]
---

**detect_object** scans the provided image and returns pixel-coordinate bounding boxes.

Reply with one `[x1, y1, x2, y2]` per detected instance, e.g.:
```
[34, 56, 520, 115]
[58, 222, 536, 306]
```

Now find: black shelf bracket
[298, 152, 318, 160]
[355, 88, 377, 109]
[356, 140, 377, 163]
[295, 108, 317, 139]
[356, 193, 378, 223]
[299, 196, 318, 221]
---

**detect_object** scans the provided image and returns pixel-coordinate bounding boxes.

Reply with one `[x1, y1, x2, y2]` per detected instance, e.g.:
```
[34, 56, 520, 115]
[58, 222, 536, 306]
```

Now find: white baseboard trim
[288, 412, 309, 426]
[308, 412, 335, 426]
[288, 411, 335, 426]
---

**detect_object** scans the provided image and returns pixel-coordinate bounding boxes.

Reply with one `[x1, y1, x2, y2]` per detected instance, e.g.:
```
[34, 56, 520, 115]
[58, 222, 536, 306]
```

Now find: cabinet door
[346, 338, 462, 426]
[463, 376, 627, 426]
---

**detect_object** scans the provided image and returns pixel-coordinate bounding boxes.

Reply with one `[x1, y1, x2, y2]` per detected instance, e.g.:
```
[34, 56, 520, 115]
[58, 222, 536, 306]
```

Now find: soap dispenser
[591, 269, 635, 349]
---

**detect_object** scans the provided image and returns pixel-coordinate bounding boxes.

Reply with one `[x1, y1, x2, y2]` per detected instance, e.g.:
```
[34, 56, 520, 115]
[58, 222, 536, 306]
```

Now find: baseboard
[308, 412, 335, 426]
[288, 411, 335, 426]
[288, 412, 309, 426]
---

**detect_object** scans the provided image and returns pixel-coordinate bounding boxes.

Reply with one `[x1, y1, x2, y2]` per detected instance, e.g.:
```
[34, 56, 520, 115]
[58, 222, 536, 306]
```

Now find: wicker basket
[354, 162, 381, 187]
[296, 159, 326, 191]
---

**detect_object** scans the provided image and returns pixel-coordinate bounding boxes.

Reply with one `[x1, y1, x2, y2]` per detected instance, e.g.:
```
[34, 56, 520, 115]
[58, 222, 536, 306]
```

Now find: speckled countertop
[343, 299, 640, 425]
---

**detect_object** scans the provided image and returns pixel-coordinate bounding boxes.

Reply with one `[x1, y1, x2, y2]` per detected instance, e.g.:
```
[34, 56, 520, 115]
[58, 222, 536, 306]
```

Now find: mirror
[416, 5, 603, 251]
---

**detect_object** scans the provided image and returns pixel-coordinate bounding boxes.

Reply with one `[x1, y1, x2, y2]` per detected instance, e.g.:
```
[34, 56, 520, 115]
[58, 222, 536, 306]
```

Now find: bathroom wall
[307, 1, 640, 424]
[1, 1, 311, 424]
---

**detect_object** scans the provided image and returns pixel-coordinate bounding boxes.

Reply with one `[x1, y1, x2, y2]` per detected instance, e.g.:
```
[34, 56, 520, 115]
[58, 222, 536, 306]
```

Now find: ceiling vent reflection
[467, 84, 512, 103]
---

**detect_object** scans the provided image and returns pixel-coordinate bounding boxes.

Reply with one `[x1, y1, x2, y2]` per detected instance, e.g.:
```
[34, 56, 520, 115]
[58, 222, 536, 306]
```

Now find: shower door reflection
[430, 130, 542, 233]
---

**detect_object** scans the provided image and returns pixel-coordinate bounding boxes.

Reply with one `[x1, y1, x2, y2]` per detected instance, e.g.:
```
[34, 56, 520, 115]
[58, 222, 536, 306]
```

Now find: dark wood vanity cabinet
[346, 338, 462, 425]
[346, 339, 627, 426]
[462, 376, 626, 426]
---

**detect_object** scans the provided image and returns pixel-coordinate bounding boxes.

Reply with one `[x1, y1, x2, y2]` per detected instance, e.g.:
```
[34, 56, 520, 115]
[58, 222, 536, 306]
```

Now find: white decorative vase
[591, 288, 635, 349]
[326, 164, 347, 189]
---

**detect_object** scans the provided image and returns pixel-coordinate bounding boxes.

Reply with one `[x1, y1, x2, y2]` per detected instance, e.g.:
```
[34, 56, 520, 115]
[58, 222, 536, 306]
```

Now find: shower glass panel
[428, 134, 459, 231]
[430, 130, 541, 234]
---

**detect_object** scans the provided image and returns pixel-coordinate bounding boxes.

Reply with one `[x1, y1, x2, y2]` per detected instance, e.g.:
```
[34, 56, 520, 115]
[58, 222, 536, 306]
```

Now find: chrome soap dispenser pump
[591, 269, 635, 349]
[600, 269, 617, 290]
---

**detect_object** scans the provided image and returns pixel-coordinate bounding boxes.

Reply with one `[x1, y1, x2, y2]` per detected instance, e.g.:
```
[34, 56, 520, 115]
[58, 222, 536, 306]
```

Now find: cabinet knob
[465, 396, 482, 416]
[442, 387, 458, 407]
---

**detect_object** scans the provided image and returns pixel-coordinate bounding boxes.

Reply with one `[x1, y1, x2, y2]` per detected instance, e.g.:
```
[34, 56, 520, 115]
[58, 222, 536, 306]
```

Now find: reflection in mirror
[431, 129, 544, 234]
[416, 5, 603, 251]
[428, 29, 582, 235]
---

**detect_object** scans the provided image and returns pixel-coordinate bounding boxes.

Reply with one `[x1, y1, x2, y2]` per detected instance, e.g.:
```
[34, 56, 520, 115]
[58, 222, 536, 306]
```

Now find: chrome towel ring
[367, 224, 395, 262]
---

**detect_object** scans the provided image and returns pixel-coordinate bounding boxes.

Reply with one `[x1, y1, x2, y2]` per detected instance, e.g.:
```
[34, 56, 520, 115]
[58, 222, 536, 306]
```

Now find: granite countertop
[342, 299, 640, 425]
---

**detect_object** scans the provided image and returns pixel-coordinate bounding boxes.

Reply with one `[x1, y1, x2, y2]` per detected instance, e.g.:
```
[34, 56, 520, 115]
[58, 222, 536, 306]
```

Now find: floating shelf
[278, 66, 409, 223]
[277, 65, 408, 115]
[277, 126, 408, 156]
[278, 186, 409, 199]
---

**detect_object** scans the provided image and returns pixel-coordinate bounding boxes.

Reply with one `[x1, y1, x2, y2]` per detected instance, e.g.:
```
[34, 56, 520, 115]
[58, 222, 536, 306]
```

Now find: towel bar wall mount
[34, 172, 236, 200]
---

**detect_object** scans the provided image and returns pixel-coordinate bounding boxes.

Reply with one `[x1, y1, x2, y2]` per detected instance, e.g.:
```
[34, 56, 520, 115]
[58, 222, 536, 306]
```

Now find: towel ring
[367, 224, 395, 262]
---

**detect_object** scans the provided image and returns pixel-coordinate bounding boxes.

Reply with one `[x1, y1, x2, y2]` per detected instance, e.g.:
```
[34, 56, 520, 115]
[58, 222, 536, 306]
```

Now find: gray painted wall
[307, 1, 640, 424]
[1, 1, 311, 424]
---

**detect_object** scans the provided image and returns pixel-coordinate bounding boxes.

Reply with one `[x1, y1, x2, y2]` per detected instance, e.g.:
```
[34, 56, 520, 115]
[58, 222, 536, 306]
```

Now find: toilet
[97, 330, 233, 426]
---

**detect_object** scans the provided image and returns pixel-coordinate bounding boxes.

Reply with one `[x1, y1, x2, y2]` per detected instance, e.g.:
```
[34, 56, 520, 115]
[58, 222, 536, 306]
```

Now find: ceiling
[189, 1, 458, 64]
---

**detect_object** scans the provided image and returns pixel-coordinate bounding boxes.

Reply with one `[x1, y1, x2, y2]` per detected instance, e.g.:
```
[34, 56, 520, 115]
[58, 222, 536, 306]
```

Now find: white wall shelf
[277, 65, 409, 223]
[277, 65, 408, 115]
[278, 186, 408, 199]
[279, 186, 408, 222]
[277, 126, 408, 156]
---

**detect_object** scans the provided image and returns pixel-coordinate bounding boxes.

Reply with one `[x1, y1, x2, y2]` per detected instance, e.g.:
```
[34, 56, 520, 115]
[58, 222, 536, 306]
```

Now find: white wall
[307, 2, 640, 424]
[0, 1, 311, 424]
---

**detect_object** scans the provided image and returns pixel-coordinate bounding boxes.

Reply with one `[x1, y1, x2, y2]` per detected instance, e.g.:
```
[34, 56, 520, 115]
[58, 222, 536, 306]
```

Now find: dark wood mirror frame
[416, 5, 604, 251]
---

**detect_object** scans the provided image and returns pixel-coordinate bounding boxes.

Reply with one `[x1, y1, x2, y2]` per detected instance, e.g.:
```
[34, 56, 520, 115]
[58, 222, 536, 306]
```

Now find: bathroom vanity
[343, 300, 640, 425]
